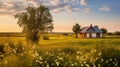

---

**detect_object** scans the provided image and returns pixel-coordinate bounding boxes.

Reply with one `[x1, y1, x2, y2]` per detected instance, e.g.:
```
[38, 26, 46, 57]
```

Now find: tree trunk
[75, 33, 78, 38]
[26, 32, 40, 45]
[33, 32, 39, 44]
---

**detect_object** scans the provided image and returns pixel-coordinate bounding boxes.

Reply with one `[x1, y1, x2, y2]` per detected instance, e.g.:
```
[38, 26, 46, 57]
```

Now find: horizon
[0, 0, 120, 32]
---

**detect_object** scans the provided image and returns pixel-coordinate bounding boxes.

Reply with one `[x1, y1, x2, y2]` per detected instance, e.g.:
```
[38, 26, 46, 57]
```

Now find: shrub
[63, 33, 68, 36]
[43, 36, 49, 40]
[107, 33, 113, 35]
[0, 44, 5, 53]
[115, 31, 120, 35]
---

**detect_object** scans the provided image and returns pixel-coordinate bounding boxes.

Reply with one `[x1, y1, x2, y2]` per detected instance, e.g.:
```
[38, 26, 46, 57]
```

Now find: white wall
[86, 33, 102, 38]
[86, 33, 90, 38]
[100, 33, 103, 37]
[92, 33, 96, 38]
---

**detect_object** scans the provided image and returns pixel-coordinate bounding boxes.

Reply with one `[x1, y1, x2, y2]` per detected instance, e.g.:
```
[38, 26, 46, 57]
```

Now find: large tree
[15, 5, 53, 44]
[100, 28, 107, 34]
[72, 23, 81, 38]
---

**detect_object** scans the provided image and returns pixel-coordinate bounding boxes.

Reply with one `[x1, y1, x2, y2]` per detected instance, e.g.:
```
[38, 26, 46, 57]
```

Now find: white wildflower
[46, 63, 49, 67]
[55, 62, 60, 66]
[76, 55, 79, 60]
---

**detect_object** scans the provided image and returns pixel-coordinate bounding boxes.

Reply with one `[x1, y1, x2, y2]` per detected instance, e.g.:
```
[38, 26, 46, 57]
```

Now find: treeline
[0, 33, 25, 37]
[107, 31, 120, 35]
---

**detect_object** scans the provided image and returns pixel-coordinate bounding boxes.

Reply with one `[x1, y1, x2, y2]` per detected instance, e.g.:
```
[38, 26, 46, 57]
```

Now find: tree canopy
[100, 28, 107, 34]
[15, 5, 53, 44]
[72, 23, 81, 38]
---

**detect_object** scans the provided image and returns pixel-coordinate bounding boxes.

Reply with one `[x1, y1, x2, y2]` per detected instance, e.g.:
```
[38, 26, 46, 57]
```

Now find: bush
[107, 33, 113, 35]
[115, 31, 120, 35]
[43, 36, 49, 40]
[0, 44, 5, 53]
[63, 33, 68, 36]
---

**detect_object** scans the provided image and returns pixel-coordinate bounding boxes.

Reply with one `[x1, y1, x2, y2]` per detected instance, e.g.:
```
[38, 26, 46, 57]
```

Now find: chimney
[90, 24, 92, 27]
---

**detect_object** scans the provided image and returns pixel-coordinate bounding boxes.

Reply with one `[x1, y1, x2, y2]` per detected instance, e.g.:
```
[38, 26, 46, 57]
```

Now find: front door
[96, 33, 100, 38]
[90, 33, 92, 38]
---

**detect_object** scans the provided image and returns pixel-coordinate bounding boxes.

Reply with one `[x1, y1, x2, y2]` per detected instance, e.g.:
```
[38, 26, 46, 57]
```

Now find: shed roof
[80, 25, 102, 33]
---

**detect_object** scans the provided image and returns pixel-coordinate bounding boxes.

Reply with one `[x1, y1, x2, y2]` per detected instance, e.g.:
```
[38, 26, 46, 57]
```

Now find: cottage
[78, 24, 103, 38]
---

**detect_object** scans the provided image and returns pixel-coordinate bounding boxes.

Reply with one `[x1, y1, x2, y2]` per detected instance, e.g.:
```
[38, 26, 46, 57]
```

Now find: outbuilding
[78, 24, 103, 38]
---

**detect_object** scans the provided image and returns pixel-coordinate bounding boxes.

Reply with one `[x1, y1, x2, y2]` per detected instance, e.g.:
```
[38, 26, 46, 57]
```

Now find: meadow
[0, 33, 120, 67]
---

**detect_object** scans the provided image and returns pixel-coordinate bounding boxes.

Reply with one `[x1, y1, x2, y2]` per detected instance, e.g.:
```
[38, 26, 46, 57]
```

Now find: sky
[0, 0, 120, 32]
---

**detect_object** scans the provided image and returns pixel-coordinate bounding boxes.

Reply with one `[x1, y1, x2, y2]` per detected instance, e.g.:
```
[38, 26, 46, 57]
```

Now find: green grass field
[0, 33, 120, 67]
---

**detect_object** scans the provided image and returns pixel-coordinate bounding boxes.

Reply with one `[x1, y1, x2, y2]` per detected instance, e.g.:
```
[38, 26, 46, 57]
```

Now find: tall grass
[0, 40, 120, 67]
[0, 34, 120, 67]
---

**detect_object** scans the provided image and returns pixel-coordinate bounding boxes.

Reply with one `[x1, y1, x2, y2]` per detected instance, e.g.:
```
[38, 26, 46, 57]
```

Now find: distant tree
[15, 5, 53, 44]
[107, 33, 112, 35]
[115, 31, 120, 35]
[72, 23, 81, 38]
[100, 28, 108, 34]
[63, 33, 68, 36]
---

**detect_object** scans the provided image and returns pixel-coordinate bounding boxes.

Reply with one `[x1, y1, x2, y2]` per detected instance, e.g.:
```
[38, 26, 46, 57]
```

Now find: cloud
[0, 0, 89, 16]
[83, 8, 90, 13]
[0, 0, 38, 15]
[49, 0, 60, 6]
[51, 8, 63, 13]
[80, 0, 87, 5]
[99, 6, 110, 11]
[51, 7, 90, 14]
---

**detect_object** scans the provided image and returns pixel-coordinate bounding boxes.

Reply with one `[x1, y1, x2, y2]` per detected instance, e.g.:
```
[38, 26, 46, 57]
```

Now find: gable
[80, 25, 103, 33]
[93, 26, 102, 33]
[86, 27, 95, 33]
